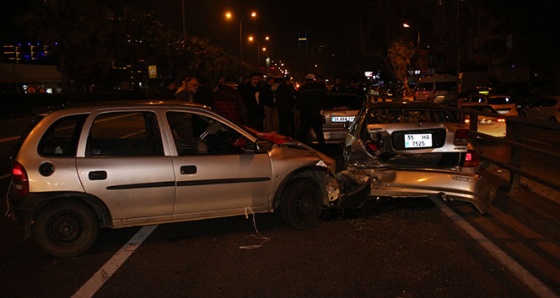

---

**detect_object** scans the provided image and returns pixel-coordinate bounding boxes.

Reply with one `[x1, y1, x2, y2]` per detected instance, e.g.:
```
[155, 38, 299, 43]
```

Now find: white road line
[431, 198, 559, 298]
[0, 173, 10, 180]
[0, 136, 19, 143]
[72, 225, 158, 298]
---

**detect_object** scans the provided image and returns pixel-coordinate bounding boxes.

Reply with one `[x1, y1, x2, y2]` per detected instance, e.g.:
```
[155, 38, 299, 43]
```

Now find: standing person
[330, 77, 345, 93]
[346, 79, 366, 101]
[193, 79, 213, 106]
[315, 75, 328, 91]
[158, 77, 177, 99]
[174, 76, 200, 103]
[211, 76, 248, 124]
[275, 76, 297, 137]
[260, 76, 278, 132]
[241, 73, 264, 131]
[296, 73, 327, 149]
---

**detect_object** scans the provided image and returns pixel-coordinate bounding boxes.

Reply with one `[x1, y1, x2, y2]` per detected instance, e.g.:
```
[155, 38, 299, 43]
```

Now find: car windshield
[487, 96, 512, 104]
[462, 105, 498, 114]
[435, 82, 457, 90]
[365, 108, 458, 124]
[416, 83, 432, 91]
[324, 93, 363, 110]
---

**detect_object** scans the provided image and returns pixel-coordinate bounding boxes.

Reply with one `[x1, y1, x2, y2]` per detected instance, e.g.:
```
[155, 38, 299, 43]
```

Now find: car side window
[167, 111, 249, 156]
[38, 114, 87, 157]
[86, 112, 163, 157]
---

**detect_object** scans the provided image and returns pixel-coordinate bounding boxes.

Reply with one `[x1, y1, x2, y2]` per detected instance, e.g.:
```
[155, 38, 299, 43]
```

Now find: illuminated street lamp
[403, 23, 420, 45]
[225, 10, 257, 60]
[248, 35, 270, 67]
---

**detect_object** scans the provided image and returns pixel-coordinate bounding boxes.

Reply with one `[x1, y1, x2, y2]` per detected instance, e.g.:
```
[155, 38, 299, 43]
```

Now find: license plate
[404, 133, 433, 148]
[331, 116, 354, 123]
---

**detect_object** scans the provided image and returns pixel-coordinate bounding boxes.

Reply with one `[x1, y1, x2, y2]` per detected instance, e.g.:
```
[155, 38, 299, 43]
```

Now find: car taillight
[462, 150, 480, 167]
[11, 162, 29, 197]
[454, 129, 469, 146]
[365, 141, 379, 155]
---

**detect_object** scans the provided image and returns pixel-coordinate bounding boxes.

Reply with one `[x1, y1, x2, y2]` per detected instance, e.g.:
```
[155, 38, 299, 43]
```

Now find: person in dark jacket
[260, 76, 278, 132]
[211, 76, 248, 124]
[296, 73, 327, 148]
[241, 73, 264, 131]
[275, 76, 297, 137]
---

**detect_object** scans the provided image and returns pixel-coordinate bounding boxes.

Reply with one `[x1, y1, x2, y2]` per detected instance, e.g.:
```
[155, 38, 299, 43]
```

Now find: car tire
[280, 178, 323, 230]
[34, 201, 98, 258]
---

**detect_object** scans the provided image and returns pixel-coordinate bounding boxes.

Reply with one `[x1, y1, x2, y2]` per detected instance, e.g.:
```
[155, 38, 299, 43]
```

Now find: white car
[457, 102, 507, 138]
[519, 96, 560, 123]
[460, 93, 517, 116]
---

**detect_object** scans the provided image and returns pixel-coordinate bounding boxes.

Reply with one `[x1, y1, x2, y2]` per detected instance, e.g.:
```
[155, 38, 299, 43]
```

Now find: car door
[77, 111, 176, 222]
[166, 111, 273, 217]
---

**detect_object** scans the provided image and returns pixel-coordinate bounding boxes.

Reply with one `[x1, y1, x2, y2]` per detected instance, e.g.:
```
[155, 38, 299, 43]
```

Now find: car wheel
[549, 117, 558, 124]
[34, 201, 98, 257]
[280, 179, 323, 230]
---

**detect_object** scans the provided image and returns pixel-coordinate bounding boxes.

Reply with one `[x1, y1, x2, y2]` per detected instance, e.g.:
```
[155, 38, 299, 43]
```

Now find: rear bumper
[309, 128, 347, 144]
[334, 168, 496, 213]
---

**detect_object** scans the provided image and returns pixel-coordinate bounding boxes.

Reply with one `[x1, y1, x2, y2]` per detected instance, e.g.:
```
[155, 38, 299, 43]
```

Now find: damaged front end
[332, 167, 496, 214]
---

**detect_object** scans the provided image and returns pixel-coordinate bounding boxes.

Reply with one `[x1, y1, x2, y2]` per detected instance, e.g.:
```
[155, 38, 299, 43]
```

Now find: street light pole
[249, 35, 269, 68]
[182, 0, 186, 37]
[226, 11, 257, 61]
[403, 23, 420, 46]
[239, 20, 243, 60]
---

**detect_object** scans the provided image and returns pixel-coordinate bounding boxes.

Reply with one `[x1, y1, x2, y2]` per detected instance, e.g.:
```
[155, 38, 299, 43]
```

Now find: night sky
[2, 0, 333, 70]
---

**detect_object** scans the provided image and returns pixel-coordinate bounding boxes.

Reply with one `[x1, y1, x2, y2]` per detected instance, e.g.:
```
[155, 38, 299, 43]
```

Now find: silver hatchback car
[7, 100, 336, 257]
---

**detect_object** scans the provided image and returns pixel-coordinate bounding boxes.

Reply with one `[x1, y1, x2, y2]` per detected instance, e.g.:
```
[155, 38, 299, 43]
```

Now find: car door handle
[180, 165, 197, 174]
[88, 170, 107, 180]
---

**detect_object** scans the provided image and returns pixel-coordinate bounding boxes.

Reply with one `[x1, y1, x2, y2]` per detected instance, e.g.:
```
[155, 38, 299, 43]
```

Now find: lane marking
[430, 198, 559, 298]
[0, 173, 10, 180]
[72, 225, 157, 298]
[0, 136, 19, 143]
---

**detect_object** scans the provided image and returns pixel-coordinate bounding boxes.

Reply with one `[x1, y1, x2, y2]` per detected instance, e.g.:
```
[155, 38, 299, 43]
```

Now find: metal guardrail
[449, 106, 560, 195]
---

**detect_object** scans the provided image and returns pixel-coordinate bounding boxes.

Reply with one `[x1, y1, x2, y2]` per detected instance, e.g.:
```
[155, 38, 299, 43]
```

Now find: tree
[19, 0, 113, 94]
[387, 41, 415, 96]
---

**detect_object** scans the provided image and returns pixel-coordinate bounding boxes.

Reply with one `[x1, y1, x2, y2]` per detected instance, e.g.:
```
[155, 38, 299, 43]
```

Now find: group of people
[159, 72, 328, 150]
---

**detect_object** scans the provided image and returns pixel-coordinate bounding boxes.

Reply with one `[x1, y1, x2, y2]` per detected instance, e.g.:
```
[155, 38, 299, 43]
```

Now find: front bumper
[334, 167, 496, 213]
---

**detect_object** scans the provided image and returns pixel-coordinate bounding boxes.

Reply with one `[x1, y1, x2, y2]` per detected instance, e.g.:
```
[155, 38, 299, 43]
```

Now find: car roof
[34, 100, 211, 116]
[366, 101, 445, 109]
[457, 102, 491, 106]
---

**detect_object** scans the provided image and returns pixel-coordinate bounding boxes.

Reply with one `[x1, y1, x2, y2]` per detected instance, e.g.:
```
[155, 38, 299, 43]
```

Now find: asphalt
[480, 165, 560, 238]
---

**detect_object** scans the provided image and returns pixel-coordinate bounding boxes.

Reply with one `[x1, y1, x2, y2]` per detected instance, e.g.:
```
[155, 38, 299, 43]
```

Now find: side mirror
[255, 140, 273, 152]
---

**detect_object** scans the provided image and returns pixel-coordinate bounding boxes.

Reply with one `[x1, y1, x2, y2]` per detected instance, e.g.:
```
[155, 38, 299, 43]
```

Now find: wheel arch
[272, 166, 330, 211]
[29, 192, 112, 231]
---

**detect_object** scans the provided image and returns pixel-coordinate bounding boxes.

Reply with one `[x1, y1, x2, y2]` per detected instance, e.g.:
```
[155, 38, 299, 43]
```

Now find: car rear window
[38, 114, 87, 157]
[324, 94, 363, 109]
[435, 82, 457, 90]
[365, 108, 458, 124]
[487, 96, 512, 105]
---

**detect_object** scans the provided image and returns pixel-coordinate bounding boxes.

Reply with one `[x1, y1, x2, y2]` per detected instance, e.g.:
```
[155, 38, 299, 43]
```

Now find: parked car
[309, 92, 364, 144]
[414, 74, 458, 104]
[457, 102, 507, 138]
[7, 100, 337, 257]
[518, 95, 560, 123]
[459, 93, 517, 116]
[341, 101, 495, 213]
